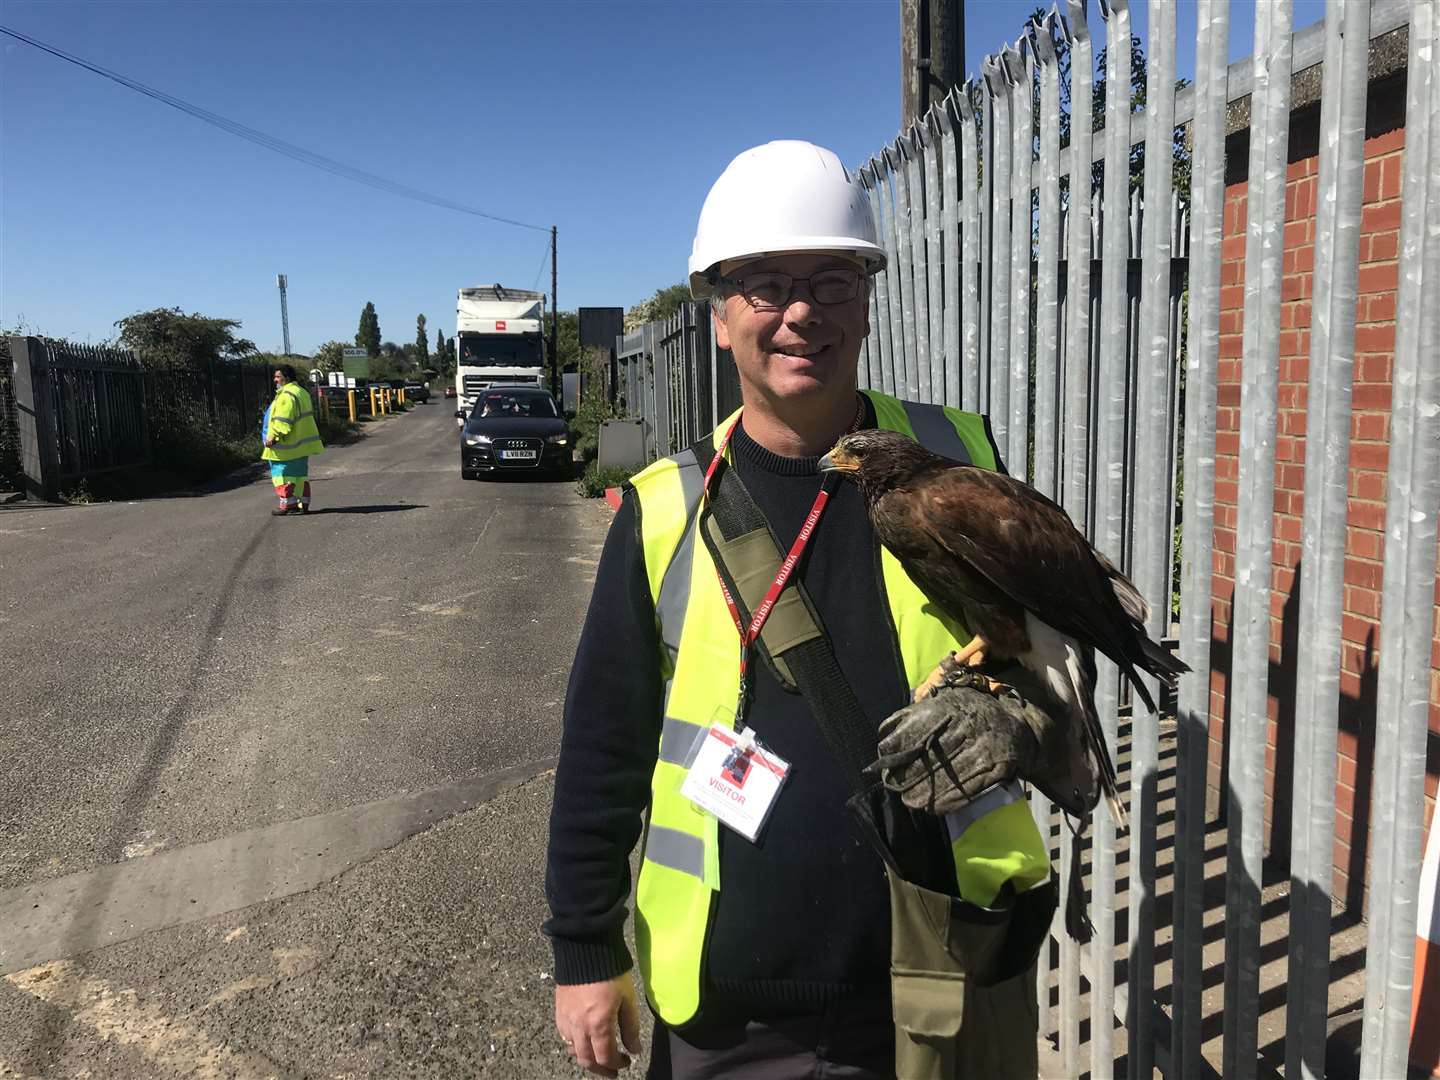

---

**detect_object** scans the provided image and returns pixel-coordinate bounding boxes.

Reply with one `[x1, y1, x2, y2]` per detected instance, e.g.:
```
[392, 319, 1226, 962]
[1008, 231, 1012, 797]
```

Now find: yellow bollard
[399, 388, 406, 406]
[348, 390, 357, 422]
[370, 387, 378, 415]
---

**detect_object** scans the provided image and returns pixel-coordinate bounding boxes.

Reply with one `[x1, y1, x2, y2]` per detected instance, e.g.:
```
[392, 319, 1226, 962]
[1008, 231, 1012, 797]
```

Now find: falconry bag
[693, 438, 1056, 1080]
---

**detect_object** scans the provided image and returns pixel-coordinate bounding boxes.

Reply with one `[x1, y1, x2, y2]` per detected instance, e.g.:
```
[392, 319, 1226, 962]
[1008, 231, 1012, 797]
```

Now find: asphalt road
[0, 404, 631, 1078]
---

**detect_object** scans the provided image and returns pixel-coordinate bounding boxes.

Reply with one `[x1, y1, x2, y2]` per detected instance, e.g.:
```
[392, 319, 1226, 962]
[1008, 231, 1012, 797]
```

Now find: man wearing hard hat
[544, 141, 1056, 1078]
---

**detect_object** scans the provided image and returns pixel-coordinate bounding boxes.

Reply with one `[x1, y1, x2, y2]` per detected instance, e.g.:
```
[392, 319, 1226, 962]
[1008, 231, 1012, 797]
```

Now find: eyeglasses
[718, 268, 865, 311]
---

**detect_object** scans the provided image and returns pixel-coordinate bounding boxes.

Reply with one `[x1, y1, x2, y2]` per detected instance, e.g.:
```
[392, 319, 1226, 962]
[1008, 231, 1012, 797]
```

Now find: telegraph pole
[276, 274, 292, 356]
[901, 0, 966, 128]
[550, 225, 559, 400]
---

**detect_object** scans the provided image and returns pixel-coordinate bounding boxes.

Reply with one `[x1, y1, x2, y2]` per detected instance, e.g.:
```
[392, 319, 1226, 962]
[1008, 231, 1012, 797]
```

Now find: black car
[459, 388, 572, 479]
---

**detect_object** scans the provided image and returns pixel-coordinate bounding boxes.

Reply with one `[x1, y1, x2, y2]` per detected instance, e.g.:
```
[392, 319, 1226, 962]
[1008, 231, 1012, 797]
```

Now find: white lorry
[454, 285, 546, 414]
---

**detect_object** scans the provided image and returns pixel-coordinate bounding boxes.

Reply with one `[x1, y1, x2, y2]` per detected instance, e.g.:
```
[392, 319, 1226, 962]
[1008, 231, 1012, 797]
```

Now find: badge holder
[679, 658, 791, 842]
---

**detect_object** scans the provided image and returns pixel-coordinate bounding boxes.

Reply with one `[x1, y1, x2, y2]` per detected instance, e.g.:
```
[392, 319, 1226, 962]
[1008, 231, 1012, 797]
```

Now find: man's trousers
[269, 458, 311, 511]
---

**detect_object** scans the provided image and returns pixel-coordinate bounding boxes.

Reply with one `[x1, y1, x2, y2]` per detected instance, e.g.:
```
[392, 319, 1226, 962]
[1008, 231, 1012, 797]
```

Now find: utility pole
[901, 0, 966, 129]
[550, 225, 559, 401]
[276, 274, 292, 356]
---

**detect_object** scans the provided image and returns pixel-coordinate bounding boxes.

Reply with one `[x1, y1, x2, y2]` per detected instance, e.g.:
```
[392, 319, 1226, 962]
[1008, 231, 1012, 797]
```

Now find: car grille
[492, 436, 544, 469]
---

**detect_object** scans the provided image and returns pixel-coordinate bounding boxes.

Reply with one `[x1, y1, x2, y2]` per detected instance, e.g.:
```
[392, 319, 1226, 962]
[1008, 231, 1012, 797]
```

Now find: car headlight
[464, 434, 492, 447]
[546, 433, 569, 445]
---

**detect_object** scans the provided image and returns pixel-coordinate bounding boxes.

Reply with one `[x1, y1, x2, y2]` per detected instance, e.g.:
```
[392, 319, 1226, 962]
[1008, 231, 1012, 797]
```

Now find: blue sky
[1, 0, 1323, 356]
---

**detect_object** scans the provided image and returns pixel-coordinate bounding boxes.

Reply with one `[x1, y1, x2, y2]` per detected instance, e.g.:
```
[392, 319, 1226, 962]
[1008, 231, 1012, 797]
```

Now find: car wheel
[461, 468, 477, 481]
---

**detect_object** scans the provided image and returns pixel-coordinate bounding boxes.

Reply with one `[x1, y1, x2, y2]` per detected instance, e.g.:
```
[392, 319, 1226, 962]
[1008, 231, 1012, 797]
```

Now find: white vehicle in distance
[454, 284, 546, 417]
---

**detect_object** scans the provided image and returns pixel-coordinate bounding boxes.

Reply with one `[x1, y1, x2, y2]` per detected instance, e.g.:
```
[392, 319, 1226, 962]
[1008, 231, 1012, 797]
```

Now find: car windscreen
[473, 392, 558, 419]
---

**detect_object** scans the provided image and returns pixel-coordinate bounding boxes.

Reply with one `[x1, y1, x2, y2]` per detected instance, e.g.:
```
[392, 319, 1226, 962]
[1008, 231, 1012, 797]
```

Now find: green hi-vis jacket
[626, 388, 1052, 1027]
[262, 381, 325, 463]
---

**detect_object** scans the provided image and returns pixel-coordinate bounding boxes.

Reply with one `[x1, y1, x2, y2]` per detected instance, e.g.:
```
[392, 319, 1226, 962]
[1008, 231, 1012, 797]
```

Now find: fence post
[983, 55, 1013, 441]
[1360, 0, 1440, 1072]
[7, 336, 60, 502]
[1287, 1, 1371, 1074]
[1174, 1, 1228, 1073]
[1003, 40, 1033, 476]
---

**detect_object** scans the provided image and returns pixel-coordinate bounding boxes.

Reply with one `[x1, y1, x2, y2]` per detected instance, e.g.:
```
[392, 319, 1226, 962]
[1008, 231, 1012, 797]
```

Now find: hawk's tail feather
[1065, 645, 1127, 832]
[1122, 637, 1192, 717]
[1140, 635, 1190, 685]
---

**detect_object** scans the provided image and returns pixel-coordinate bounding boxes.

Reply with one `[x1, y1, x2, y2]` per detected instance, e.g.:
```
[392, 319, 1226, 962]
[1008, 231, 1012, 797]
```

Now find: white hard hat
[688, 140, 887, 299]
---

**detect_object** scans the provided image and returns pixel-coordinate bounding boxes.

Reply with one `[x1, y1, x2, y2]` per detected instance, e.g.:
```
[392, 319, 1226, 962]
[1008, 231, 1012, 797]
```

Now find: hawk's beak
[818, 445, 860, 473]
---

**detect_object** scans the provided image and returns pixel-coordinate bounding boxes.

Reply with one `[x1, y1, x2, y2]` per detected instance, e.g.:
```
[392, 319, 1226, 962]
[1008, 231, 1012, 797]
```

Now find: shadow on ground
[296, 505, 425, 515]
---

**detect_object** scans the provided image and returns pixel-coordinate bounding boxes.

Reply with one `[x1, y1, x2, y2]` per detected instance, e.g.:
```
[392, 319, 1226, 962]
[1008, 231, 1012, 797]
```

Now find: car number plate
[499, 449, 537, 460]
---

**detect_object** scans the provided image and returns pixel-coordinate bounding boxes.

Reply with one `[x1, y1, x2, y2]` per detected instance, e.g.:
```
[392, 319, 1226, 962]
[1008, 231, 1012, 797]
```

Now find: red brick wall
[1206, 123, 1440, 914]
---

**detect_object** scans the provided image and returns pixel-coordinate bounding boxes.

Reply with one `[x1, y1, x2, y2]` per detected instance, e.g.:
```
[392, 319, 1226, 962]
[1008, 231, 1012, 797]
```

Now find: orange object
[1412, 799, 1440, 1076]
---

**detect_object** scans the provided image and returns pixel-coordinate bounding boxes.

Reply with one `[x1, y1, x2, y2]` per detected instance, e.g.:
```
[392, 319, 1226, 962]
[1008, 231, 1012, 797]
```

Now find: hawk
[820, 428, 1189, 825]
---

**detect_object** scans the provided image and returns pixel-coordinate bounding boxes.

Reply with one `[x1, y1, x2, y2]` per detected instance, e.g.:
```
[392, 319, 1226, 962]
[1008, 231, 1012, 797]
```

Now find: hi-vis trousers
[269, 458, 311, 510]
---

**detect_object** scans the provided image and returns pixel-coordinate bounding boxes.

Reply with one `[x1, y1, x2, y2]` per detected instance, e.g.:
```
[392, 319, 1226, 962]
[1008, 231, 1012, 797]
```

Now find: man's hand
[263, 436, 276, 449]
[555, 973, 642, 1077]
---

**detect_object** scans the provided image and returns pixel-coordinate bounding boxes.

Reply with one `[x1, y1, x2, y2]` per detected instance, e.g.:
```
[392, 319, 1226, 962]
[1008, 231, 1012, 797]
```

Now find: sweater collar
[731, 395, 874, 477]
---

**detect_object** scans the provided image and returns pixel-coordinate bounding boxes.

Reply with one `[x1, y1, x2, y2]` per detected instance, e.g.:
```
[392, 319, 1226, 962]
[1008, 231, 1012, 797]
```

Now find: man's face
[273, 370, 285, 389]
[712, 253, 870, 406]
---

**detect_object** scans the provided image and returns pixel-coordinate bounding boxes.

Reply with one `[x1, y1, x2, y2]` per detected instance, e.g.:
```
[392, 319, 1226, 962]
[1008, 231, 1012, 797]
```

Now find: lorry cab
[455, 284, 547, 412]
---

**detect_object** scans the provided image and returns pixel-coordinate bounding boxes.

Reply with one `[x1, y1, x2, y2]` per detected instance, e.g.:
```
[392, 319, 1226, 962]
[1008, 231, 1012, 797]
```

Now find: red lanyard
[702, 412, 834, 719]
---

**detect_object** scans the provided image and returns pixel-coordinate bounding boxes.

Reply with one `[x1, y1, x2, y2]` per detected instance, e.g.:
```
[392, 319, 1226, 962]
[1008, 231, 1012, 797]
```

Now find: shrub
[571, 395, 614, 466]
[575, 461, 634, 499]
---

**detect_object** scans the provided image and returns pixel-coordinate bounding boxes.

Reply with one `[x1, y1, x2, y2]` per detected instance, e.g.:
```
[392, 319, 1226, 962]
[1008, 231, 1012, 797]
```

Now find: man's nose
[782, 286, 822, 327]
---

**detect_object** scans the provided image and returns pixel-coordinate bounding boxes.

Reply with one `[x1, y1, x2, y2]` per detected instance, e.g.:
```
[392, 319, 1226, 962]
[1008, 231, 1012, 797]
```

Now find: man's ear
[712, 304, 731, 350]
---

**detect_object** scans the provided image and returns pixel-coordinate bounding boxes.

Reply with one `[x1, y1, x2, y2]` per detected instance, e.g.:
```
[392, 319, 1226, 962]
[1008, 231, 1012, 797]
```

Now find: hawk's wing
[898, 465, 1146, 677]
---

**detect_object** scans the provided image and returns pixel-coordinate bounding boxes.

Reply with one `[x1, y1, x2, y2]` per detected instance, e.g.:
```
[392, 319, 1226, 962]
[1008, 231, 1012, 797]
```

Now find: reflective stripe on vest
[659, 715, 707, 768]
[629, 389, 1046, 1026]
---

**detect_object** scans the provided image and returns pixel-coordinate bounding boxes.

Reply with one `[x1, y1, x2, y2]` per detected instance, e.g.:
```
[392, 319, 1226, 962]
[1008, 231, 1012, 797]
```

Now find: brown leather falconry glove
[865, 662, 1101, 820]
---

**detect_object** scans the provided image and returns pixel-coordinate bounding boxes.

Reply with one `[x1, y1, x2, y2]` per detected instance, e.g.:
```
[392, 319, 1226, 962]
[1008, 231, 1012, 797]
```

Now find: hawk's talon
[912, 651, 962, 703]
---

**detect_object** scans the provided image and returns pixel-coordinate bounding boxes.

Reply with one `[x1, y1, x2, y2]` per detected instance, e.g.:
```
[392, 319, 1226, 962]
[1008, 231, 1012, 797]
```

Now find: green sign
[342, 349, 371, 379]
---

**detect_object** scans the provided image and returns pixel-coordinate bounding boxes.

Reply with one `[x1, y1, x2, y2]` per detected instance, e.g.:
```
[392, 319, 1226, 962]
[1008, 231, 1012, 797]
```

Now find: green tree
[554, 311, 581, 370]
[312, 340, 346, 373]
[355, 302, 381, 357]
[114, 308, 256, 369]
[415, 314, 429, 364]
[623, 283, 692, 331]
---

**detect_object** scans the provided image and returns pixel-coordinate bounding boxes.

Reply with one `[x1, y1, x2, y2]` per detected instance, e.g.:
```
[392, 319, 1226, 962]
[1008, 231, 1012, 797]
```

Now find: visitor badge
[679, 725, 790, 843]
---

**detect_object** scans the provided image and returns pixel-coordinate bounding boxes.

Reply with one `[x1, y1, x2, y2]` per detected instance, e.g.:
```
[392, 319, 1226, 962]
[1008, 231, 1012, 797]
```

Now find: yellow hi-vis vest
[262, 382, 325, 462]
[628, 388, 1051, 1027]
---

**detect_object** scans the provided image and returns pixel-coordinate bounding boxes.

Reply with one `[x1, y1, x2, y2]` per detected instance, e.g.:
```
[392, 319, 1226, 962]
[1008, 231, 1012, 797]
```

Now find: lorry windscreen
[458, 335, 543, 365]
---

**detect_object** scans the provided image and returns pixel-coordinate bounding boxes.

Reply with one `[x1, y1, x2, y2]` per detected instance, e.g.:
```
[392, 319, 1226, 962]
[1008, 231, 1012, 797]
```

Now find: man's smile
[772, 342, 829, 359]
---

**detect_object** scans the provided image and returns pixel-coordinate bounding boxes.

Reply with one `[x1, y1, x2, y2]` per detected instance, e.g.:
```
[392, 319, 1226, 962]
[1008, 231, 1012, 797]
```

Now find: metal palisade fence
[615, 304, 740, 461]
[5, 335, 279, 500]
[618, 0, 1440, 1076]
[863, 1, 1438, 1076]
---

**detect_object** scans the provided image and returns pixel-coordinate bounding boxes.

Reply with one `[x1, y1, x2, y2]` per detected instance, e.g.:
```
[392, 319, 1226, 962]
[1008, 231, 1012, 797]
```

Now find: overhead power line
[0, 24, 550, 234]
[530, 236, 554, 293]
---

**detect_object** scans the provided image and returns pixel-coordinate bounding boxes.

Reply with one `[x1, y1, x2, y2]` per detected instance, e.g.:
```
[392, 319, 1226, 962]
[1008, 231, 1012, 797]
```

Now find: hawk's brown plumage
[821, 428, 1189, 823]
